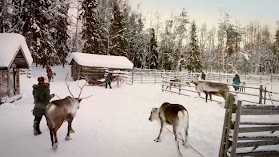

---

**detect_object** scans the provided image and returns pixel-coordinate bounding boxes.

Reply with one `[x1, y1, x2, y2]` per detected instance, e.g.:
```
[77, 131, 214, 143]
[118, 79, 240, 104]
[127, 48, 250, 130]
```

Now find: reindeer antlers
[78, 75, 93, 99]
[65, 72, 75, 98]
[65, 72, 93, 99]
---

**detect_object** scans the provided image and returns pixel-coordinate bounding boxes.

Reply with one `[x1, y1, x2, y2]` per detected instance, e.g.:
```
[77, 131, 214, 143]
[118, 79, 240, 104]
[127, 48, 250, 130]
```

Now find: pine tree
[148, 28, 158, 69]
[10, 0, 22, 33]
[81, 0, 102, 54]
[188, 21, 202, 72]
[109, 1, 127, 56]
[160, 20, 175, 70]
[0, 0, 8, 33]
[21, 0, 56, 67]
[54, 0, 70, 67]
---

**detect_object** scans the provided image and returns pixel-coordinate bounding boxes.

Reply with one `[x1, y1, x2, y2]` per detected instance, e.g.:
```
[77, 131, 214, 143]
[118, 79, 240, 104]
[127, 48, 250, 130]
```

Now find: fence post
[219, 93, 235, 157]
[259, 85, 263, 104]
[132, 70, 134, 85]
[264, 86, 267, 104]
[141, 73, 142, 83]
[231, 100, 242, 156]
[179, 84, 181, 95]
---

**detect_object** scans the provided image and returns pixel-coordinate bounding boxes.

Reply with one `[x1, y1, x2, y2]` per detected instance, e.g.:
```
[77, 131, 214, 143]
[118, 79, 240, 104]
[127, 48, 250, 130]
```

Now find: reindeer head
[149, 108, 159, 121]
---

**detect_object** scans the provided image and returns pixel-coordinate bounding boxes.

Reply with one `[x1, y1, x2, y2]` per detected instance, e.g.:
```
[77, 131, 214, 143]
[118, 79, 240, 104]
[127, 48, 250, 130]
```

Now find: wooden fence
[126, 69, 279, 85]
[160, 77, 279, 105]
[219, 93, 279, 157]
[19, 69, 31, 78]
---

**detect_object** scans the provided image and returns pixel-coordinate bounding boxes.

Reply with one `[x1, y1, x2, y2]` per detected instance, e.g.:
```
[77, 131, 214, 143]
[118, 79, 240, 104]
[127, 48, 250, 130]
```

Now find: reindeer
[240, 82, 246, 93]
[166, 78, 181, 91]
[111, 75, 124, 87]
[149, 102, 189, 157]
[193, 81, 229, 103]
[46, 74, 92, 151]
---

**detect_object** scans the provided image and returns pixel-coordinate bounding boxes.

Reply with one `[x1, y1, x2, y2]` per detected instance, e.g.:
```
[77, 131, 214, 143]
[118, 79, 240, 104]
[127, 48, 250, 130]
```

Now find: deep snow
[0, 65, 278, 157]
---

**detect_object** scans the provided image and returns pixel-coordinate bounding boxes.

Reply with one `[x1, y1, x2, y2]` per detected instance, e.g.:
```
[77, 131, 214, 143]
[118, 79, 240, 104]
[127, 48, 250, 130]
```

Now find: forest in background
[1, 0, 279, 74]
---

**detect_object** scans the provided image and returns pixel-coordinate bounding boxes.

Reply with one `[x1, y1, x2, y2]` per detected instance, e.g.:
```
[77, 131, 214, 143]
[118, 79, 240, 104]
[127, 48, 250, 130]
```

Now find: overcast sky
[128, 0, 279, 32]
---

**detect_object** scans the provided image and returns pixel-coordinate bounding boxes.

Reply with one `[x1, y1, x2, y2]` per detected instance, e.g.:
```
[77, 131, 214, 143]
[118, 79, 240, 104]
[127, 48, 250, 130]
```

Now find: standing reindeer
[149, 102, 189, 157]
[240, 82, 246, 93]
[166, 78, 181, 91]
[193, 81, 229, 103]
[46, 74, 92, 151]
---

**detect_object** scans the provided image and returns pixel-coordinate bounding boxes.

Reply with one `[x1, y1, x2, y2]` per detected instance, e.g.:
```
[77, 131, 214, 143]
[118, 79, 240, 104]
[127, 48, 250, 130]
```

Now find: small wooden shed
[0, 33, 33, 103]
[68, 52, 133, 80]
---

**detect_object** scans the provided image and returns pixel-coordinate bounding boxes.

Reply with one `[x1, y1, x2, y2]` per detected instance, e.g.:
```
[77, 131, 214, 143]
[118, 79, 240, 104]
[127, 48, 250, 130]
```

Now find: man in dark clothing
[105, 73, 113, 89]
[32, 77, 54, 135]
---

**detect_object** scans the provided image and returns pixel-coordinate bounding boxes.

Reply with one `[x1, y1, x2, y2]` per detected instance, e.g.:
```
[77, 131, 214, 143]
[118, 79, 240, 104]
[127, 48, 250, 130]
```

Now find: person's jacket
[33, 83, 54, 109]
[105, 74, 113, 83]
[233, 77, 241, 85]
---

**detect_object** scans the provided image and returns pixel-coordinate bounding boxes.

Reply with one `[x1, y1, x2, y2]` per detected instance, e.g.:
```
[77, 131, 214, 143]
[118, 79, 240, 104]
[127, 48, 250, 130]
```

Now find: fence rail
[160, 78, 279, 105]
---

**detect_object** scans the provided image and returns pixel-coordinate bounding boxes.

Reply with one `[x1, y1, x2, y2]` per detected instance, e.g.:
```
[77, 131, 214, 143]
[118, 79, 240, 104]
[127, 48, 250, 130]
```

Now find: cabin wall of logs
[70, 61, 106, 81]
[0, 67, 20, 103]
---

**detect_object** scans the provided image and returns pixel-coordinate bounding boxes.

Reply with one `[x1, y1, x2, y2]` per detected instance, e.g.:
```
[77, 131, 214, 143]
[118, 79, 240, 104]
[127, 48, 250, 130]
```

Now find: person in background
[105, 73, 113, 89]
[201, 72, 206, 80]
[233, 74, 241, 91]
[47, 67, 53, 82]
[32, 76, 55, 135]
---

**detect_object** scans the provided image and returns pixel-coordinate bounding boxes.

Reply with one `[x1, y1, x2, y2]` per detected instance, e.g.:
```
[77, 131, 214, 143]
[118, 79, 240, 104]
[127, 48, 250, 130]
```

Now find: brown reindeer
[46, 74, 92, 151]
[193, 81, 229, 103]
[166, 78, 181, 91]
[149, 102, 189, 157]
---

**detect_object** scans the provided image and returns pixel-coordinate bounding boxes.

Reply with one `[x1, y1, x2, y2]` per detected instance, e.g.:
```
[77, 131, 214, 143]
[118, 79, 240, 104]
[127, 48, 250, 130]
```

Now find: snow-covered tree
[147, 28, 159, 69]
[54, 0, 70, 67]
[21, 0, 57, 67]
[109, 0, 127, 56]
[81, 0, 103, 54]
[160, 20, 175, 70]
[187, 21, 202, 72]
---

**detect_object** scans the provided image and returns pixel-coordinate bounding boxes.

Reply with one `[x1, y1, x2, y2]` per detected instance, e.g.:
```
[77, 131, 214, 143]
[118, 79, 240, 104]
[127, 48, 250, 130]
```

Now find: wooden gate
[219, 93, 279, 157]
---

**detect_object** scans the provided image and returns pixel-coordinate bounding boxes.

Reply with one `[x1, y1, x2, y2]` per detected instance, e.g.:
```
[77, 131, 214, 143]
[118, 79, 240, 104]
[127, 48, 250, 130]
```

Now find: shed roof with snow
[0, 33, 33, 69]
[68, 52, 134, 69]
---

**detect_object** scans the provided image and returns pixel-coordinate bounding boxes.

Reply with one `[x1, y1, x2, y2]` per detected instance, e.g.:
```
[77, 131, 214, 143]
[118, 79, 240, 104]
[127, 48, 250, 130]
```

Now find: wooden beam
[239, 126, 279, 133]
[231, 101, 242, 156]
[240, 122, 279, 125]
[237, 140, 279, 148]
[238, 136, 279, 141]
[236, 150, 279, 157]
[241, 109, 279, 115]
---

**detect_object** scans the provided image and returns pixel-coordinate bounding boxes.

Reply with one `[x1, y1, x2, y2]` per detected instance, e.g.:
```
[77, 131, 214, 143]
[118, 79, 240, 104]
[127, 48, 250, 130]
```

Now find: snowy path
[0, 66, 227, 157]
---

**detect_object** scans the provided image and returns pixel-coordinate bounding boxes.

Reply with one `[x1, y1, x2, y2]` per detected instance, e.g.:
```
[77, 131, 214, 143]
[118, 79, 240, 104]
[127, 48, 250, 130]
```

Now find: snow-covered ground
[0, 65, 278, 157]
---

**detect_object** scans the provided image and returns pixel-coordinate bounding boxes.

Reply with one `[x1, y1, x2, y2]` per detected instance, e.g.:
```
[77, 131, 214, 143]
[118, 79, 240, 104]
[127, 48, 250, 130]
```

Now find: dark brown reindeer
[193, 81, 229, 103]
[46, 74, 92, 151]
[149, 102, 189, 157]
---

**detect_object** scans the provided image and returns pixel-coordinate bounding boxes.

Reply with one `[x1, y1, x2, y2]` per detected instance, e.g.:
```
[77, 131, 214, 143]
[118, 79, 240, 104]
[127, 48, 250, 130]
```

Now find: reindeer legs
[154, 120, 165, 142]
[66, 117, 74, 141]
[173, 126, 183, 157]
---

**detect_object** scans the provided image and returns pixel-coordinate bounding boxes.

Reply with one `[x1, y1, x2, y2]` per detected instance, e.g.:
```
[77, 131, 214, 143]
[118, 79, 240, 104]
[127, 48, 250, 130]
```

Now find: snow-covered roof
[0, 33, 33, 68]
[68, 52, 134, 69]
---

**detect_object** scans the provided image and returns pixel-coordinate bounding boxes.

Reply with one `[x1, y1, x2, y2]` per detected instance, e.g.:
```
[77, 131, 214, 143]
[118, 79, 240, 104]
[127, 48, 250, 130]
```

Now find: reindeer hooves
[70, 129, 75, 133]
[154, 138, 161, 142]
[65, 136, 72, 141]
[52, 143, 58, 151]
[183, 143, 189, 148]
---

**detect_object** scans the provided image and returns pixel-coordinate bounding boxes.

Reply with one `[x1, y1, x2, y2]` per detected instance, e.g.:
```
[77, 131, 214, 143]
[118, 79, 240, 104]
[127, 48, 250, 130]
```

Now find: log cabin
[67, 52, 133, 81]
[0, 33, 33, 104]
